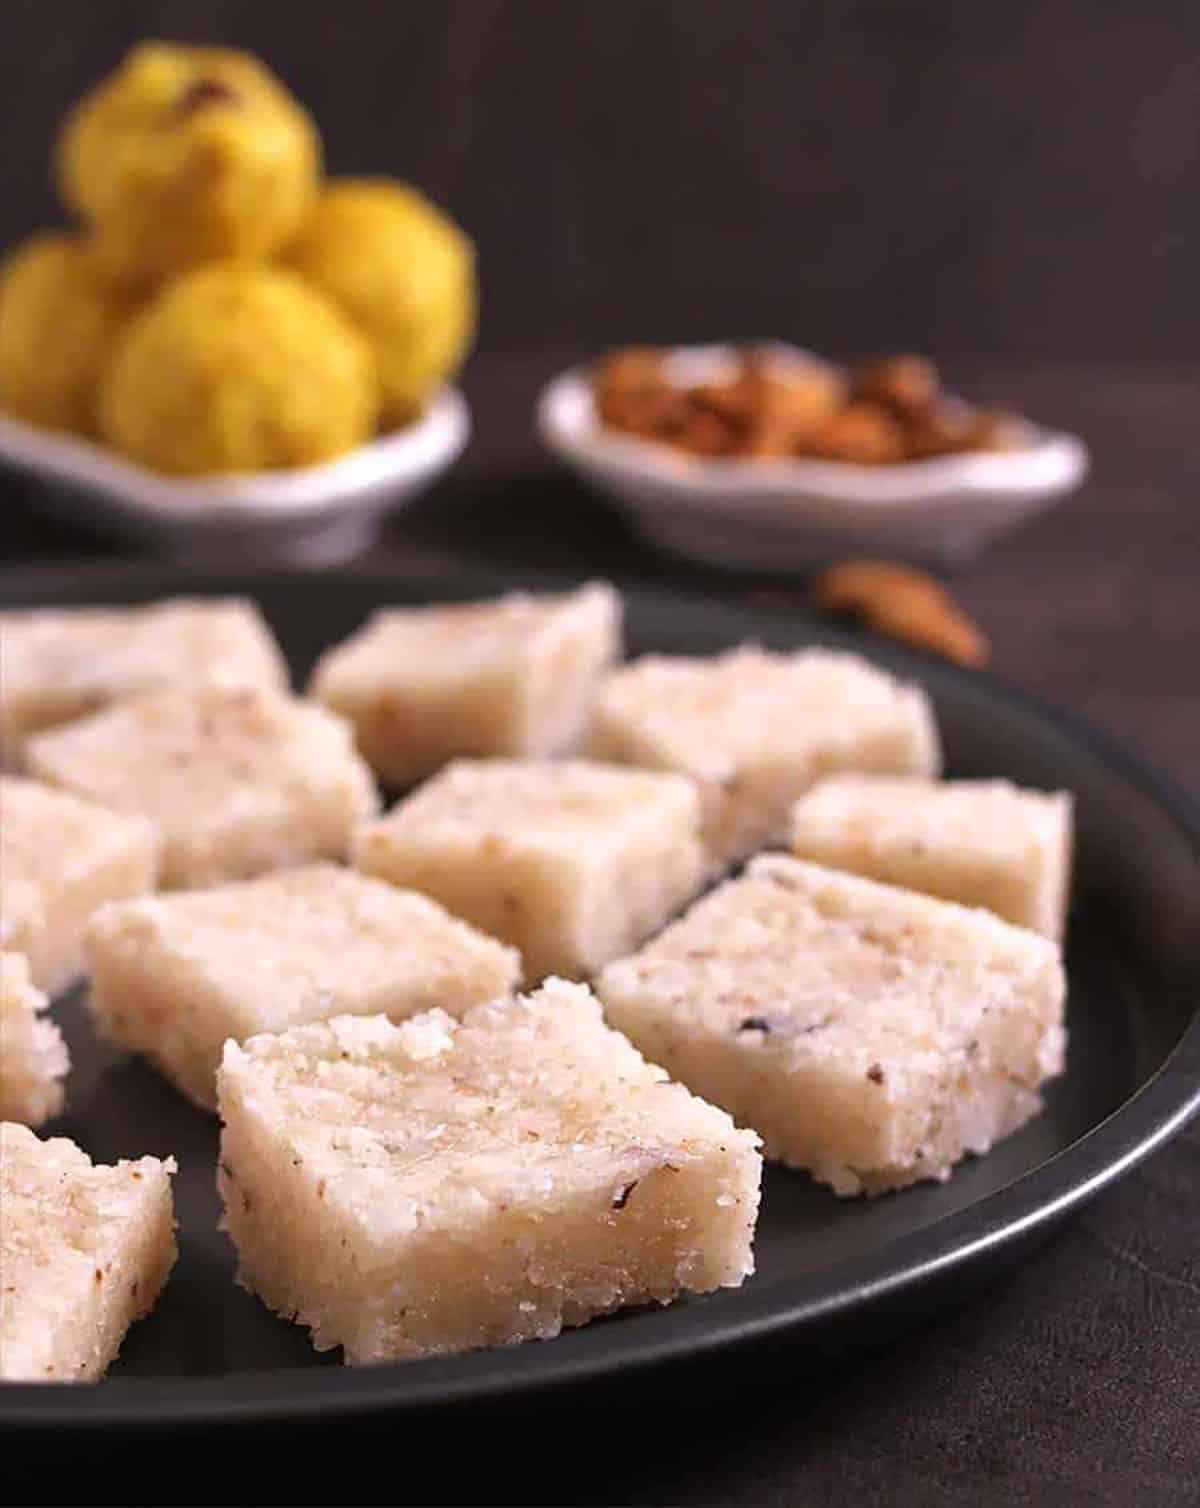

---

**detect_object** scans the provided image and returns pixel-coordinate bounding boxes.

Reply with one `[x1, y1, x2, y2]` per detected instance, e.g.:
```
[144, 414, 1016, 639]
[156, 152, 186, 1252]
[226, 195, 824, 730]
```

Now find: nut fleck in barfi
[353, 758, 706, 980]
[309, 583, 621, 786]
[0, 776, 160, 996]
[0, 952, 69, 1127]
[587, 646, 941, 866]
[0, 1122, 176, 1382]
[0, 596, 288, 766]
[26, 686, 378, 889]
[217, 982, 761, 1365]
[87, 865, 520, 1108]
[597, 854, 1066, 1196]
[792, 775, 1074, 939]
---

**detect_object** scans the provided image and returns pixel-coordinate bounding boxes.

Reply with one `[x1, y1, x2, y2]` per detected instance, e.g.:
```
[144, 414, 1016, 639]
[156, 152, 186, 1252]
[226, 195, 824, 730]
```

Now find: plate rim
[1, 559, 1196, 1431]
[0, 387, 470, 525]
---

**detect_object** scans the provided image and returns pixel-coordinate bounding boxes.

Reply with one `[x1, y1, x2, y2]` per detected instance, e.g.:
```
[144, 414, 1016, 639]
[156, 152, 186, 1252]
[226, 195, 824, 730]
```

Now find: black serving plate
[2, 561, 1197, 1435]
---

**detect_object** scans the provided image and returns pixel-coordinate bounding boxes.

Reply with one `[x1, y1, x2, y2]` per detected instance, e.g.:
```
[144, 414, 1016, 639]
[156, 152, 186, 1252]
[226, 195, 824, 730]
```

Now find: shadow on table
[9, 1258, 1045, 1508]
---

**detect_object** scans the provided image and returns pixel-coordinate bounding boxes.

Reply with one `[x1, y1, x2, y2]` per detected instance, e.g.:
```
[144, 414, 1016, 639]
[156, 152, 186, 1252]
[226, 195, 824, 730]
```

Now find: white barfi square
[26, 686, 378, 889]
[353, 759, 706, 981]
[0, 1122, 176, 1382]
[310, 583, 622, 786]
[0, 953, 68, 1127]
[597, 854, 1066, 1196]
[0, 596, 288, 766]
[791, 776, 1074, 939]
[0, 776, 161, 996]
[587, 647, 941, 866]
[86, 865, 521, 1109]
[217, 981, 761, 1365]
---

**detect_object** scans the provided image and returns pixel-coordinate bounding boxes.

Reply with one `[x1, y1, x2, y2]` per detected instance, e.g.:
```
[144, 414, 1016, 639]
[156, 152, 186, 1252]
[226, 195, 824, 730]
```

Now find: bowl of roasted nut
[538, 344, 1088, 570]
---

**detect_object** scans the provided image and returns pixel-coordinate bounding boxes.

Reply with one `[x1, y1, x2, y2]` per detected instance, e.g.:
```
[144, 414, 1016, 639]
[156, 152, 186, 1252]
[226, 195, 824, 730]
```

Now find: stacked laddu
[0, 44, 476, 476]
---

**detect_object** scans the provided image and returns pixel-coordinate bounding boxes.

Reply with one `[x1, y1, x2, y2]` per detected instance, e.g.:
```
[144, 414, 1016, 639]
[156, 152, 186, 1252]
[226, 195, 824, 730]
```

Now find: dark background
[3, 0, 1198, 362]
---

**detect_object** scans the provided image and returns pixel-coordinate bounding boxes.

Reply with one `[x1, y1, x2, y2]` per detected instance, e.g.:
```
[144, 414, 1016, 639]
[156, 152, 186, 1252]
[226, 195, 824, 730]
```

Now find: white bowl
[0, 386, 470, 566]
[537, 346, 1089, 571]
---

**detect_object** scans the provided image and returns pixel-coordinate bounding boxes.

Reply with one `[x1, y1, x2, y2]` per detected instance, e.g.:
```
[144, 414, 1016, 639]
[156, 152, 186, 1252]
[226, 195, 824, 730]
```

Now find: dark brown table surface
[2, 356, 1197, 1507]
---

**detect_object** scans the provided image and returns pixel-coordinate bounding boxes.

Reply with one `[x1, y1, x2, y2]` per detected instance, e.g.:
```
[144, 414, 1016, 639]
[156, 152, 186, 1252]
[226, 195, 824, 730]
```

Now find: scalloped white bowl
[538, 347, 1088, 570]
[0, 386, 470, 566]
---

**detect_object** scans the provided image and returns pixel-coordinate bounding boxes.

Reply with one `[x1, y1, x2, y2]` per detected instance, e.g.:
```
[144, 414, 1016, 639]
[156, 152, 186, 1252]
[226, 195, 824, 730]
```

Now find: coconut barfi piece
[353, 759, 706, 980]
[0, 596, 288, 766]
[0, 953, 69, 1126]
[86, 865, 521, 1109]
[26, 686, 378, 889]
[597, 855, 1066, 1196]
[587, 646, 940, 866]
[791, 776, 1074, 939]
[217, 981, 761, 1365]
[0, 776, 160, 996]
[0, 1122, 176, 1382]
[309, 583, 622, 786]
